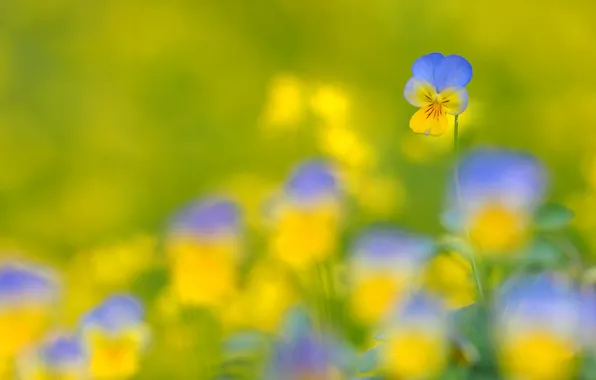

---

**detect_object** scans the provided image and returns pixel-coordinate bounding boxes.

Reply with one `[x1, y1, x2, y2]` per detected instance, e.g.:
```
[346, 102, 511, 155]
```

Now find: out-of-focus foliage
[1, 0, 596, 379]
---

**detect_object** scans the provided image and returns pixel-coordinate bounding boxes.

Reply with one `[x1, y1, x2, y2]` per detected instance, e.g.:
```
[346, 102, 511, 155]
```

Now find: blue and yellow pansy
[80, 294, 149, 379]
[270, 160, 343, 269]
[348, 228, 434, 325]
[0, 260, 59, 359]
[404, 53, 472, 136]
[166, 197, 242, 308]
[17, 332, 87, 380]
[379, 293, 449, 379]
[446, 148, 547, 256]
[495, 274, 580, 380]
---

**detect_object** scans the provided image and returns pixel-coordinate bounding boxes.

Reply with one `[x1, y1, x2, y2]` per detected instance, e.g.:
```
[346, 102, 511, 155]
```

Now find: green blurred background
[1, 0, 596, 375]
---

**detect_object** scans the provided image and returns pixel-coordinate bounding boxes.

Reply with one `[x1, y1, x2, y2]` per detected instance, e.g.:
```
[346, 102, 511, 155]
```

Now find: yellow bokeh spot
[317, 126, 375, 171]
[350, 274, 407, 325]
[0, 307, 52, 358]
[86, 327, 146, 379]
[168, 239, 238, 308]
[424, 252, 475, 309]
[499, 330, 577, 380]
[310, 85, 350, 127]
[271, 204, 340, 269]
[260, 74, 306, 132]
[222, 260, 296, 333]
[383, 329, 447, 379]
[468, 204, 529, 255]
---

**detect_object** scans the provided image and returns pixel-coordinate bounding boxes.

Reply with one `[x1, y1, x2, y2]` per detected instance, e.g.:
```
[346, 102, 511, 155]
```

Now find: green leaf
[521, 238, 564, 270]
[534, 203, 574, 230]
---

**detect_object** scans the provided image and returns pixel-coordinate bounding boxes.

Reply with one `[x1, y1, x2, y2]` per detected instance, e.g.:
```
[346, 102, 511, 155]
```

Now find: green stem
[453, 115, 485, 303]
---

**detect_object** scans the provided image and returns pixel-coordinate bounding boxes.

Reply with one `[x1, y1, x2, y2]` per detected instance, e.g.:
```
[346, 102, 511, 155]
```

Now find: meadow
[1, 1, 596, 379]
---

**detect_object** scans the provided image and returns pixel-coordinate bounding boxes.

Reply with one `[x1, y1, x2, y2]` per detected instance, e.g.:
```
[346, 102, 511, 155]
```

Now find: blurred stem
[453, 115, 485, 304]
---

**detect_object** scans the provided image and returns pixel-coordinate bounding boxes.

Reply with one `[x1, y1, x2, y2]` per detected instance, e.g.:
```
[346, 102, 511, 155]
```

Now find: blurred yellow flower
[468, 205, 529, 255]
[222, 260, 296, 333]
[271, 203, 340, 270]
[384, 329, 447, 379]
[424, 252, 475, 309]
[499, 330, 576, 380]
[310, 84, 350, 128]
[350, 274, 408, 325]
[168, 239, 238, 308]
[260, 74, 306, 132]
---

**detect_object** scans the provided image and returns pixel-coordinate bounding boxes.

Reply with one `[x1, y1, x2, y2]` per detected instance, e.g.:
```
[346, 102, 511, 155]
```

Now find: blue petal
[434, 55, 472, 92]
[284, 159, 340, 203]
[351, 227, 435, 263]
[412, 53, 444, 86]
[82, 294, 144, 332]
[0, 261, 58, 303]
[171, 197, 241, 236]
[41, 334, 86, 367]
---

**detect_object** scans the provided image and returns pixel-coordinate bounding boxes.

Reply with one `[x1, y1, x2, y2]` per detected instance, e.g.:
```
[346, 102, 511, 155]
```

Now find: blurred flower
[259, 74, 306, 133]
[17, 332, 87, 380]
[222, 259, 296, 334]
[348, 228, 434, 325]
[310, 84, 350, 128]
[423, 252, 475, 309]
[166, 197, 242, 308]
[270, 160, 342, 269]
[0, 260, 59, 359]
[379, 293, 449, 379]
[446, 148, 547, 256]
[265, 312, 348, 380]
[81, 294, 149, 379]
[495, 274, 580, 380]
[404, 53, 472, 136]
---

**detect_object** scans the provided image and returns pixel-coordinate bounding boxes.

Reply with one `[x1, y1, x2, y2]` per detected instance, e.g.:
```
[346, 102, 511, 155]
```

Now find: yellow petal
[438, 87, 468, 115]
[409, 105, 449, 136]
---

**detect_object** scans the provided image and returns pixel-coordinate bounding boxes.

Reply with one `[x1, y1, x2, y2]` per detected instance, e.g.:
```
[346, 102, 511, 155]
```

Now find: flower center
[424, 102, 445, 120]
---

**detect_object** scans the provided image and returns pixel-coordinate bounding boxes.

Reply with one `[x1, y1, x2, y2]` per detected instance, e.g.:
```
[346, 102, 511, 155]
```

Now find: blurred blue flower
[265, 312, 350, 379]
[0, 260, 59, 358]
[0, 260, 58, 308]
[495, 273, 580, 380]
[404, 53, 472, 136]
[81, 294, 149, 379]
[284, 159, 341, 205]
[445, 148, 548, 254]
[378, 293, 449, 379]
[81, 294, 145, 334]
[17, 332, 87, 379]
[170, 197, 241, 239]
[348, 228, 434, 324]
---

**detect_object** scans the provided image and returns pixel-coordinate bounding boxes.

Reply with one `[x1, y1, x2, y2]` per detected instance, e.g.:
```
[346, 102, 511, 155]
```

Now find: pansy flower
[264, 311, 350, 380]
[270, 160, 343, 269]
[379, 293, 449, 379]
[17, 332, 87, 380]
[404, 52, 472, 136]
[348, 228, 434, 325]
[445, 148, 547, 256]
[423, 251, 475, 309]
[494, 274, 580, 380]
[0, 260, 59, 359]
[80, 294, 149, 379]
[166, 197, 242, 308]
